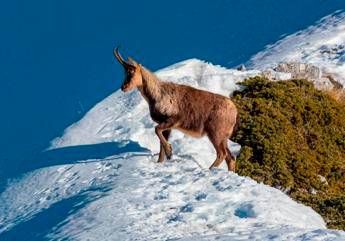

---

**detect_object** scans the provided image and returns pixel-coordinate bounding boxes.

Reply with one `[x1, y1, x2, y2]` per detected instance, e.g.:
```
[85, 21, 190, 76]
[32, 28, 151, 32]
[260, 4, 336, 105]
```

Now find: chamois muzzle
[121, 84, 130, 92]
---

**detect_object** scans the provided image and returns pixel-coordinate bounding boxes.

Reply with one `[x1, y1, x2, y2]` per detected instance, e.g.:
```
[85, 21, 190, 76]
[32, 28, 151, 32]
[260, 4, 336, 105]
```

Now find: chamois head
[114, 47, 142, 92]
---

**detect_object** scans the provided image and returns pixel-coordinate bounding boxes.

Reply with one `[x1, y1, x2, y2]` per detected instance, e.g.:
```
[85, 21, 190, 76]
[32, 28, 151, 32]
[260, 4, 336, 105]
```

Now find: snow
[248, 11, 345, 86]
[1, 58, 345, 240]
[2, 152, 341, 241]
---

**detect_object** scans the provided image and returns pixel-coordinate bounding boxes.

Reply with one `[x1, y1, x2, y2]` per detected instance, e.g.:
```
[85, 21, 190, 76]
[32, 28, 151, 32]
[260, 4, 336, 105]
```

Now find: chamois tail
[229, 112, 240, 140]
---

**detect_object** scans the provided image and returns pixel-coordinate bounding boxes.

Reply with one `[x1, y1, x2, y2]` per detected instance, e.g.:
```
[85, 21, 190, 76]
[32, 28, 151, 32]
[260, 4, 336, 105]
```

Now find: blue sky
[0, 0, 344, 177]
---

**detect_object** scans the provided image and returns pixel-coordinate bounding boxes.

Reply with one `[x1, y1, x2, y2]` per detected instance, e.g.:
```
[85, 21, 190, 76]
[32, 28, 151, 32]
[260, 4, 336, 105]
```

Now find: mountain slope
[1, 59, 345, 240]
[248, 11, 345, 86]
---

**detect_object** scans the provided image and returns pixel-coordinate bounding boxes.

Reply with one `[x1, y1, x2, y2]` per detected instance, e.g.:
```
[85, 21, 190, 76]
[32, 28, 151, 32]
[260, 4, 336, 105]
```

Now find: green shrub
[232, 77, 345, 229]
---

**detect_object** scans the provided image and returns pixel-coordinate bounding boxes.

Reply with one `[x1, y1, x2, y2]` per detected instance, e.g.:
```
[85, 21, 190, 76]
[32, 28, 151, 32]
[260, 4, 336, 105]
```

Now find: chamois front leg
[155, 119, 177, 160]
[158, 130, 171, 163]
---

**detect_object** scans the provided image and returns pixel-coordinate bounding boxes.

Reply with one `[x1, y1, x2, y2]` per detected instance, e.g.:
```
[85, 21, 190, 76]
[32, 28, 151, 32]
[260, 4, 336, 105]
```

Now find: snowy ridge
[1, 59, 345, 240]
[248, 11, 345, 85]
[0, 152, 337, 241]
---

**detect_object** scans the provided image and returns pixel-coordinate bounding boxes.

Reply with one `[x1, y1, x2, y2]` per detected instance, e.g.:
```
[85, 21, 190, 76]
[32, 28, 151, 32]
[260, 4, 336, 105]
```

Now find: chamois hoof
[229, 161, 236, 172]
[165, 144, 172, 160]
[166, 152, 172, 160]
[157, 157, 164, 163]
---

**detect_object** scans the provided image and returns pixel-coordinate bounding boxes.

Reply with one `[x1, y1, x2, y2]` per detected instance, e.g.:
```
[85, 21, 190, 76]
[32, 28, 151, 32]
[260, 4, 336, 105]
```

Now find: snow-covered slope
[248, 11, 345, 86]
[1, 59, 345, 240]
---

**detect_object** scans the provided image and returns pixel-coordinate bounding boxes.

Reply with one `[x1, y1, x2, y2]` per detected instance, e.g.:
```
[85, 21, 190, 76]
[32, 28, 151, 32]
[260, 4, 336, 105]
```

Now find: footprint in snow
[154, 190, 169, 200]
[234, 203, 256, 218]
[180, 203, 194, 213]
[212, 179, 233, 192]
[167, 213, 183, 223]
[195, 192, 207, 201]
[167, 203, 194, 224]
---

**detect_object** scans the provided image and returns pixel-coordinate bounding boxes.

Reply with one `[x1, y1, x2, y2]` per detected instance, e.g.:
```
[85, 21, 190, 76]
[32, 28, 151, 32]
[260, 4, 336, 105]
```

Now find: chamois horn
[113, 47, 130, 67]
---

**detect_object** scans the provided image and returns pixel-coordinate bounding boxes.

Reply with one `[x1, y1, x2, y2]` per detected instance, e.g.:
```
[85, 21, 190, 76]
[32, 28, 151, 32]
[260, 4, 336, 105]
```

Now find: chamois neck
[138, 65, 161, 102]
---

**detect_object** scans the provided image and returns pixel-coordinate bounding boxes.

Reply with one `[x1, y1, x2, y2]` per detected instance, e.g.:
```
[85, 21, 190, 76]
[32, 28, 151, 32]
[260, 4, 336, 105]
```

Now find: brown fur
[114, 49, 238, 171]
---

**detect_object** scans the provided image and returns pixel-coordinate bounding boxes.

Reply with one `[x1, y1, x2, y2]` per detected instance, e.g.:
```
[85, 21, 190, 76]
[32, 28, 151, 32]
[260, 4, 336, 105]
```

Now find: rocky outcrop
[261, 62, 343, 90]
[236, 64, 246, 71]
[274, 62, 321, 79]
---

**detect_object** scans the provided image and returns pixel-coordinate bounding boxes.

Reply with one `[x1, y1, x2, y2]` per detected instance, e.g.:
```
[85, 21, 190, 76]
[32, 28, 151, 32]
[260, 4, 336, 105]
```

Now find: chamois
[114, 47, 239, 171]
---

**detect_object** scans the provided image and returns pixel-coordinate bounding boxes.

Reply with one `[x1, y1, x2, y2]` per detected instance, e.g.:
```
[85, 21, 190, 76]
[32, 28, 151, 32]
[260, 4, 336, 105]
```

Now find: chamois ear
[127, 57, 139, 67]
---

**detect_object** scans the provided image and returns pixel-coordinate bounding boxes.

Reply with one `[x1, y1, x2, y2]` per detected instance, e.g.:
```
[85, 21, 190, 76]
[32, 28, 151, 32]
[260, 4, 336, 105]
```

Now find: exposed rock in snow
[261, 68, 292, 81]
[261, 62, 339, 90]
[248, 11, 345, 88]
[274, 62, 322, 80]
[236, 64, 246, 71]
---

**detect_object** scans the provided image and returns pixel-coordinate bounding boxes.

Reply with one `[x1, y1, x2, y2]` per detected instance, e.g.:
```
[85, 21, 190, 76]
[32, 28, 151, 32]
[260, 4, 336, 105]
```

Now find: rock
[323, 74, 343, 89]
[262, 68, 291, 81]
[274, 62, 322, 79]
[262, 62, 342, 90]
[309, 188, 318, 195]
[318, 175, 328, 186]
[237, 64, 246, 71]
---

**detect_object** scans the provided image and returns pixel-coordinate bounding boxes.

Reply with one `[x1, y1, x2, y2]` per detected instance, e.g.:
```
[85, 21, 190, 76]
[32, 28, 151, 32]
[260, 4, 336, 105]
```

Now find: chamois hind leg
[223, 141, 236, 172]
[157, 130, 171, 163]
[155, 118, 177, 159]
[208, 135, 227, 170]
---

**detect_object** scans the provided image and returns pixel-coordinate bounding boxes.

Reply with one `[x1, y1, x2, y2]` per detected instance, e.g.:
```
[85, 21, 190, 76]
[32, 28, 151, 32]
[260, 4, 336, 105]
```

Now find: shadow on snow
[0, 141, 149, 193]
[0, 184, 112, 241]
[0, 141, 151, 240]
